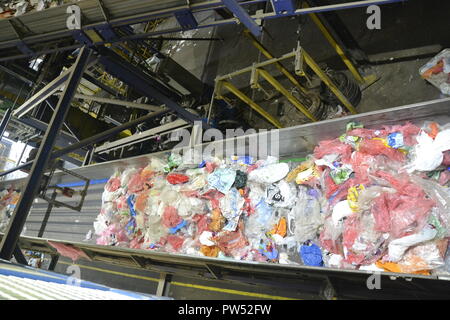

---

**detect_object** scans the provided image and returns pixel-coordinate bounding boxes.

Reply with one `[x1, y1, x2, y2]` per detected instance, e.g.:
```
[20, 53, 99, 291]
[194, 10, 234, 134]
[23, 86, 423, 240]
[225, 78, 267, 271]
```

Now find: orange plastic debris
[200, 245, 220, 257]
[270, 217, 287, 237]
[135, 192, 149, 213]
[375, 261, 430, 276]
[209, 208, 225, 232]
[427, 122, 440, 139]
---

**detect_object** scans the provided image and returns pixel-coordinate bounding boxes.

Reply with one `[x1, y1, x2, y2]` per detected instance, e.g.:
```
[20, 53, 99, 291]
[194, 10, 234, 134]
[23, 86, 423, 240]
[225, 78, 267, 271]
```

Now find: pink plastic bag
[48, 241, 91, 262]
[200, 189, 224, 210]
[314, 138, 352, 162]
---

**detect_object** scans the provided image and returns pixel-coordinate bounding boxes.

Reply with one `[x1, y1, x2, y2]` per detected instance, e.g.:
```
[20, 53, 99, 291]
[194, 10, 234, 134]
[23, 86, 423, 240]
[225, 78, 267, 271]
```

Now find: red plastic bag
[213, 220, 248, 256]
[374, 171, 425, 197]
[371, 192, 435, 237]
[128, 172, 145, 193]
[358, 139, 405, 162]
[192, 214, 210, 236]
[314, 138, 352, 162]
[383, 122, 420, 146]
[162, 206, 183, 228]
[167, 173, 189, 184]
[200, 189, 224, 210]
[167, 235, 185, 251]
[105, 177, 121, 192]
[371, 192, 391, 233]
[442, 151, 450, 166]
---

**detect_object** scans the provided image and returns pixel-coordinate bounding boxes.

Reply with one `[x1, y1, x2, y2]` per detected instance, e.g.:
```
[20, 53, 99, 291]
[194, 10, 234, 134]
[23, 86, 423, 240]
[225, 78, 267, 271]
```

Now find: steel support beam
[222, 0, 262, 37]
[61, 93, 164, 112]
[12, 69, 71, 118]
[0, 109, 171, 178]
[95, 119, 189, 153]
[13, 246, 28, 265]
[0, 64, 34, 86]
[97, 48, 209, 128]
[0, 46, 93, 261]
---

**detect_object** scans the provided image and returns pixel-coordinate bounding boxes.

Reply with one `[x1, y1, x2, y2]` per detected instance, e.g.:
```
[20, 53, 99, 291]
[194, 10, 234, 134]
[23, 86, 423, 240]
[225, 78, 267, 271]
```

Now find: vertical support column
[13, 245, 28, 265]
[0, 47, 92, 261]
[48, 254, 59, 271]
[156, 273, 172, 297]
[0, 107, 13, 141]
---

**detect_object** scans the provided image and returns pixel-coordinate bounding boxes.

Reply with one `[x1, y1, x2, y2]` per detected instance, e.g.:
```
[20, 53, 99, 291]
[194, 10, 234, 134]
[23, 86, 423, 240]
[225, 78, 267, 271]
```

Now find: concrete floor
[24, 0, 450, 300]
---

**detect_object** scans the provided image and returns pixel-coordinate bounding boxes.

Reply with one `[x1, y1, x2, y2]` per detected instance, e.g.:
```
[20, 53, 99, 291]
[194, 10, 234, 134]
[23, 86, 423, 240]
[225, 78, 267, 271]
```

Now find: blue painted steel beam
[271, 0, 296, 14]
[221, 0, 262, 37]
[0, 46, 93, 261]
[97, 48, 209, 128]
[174, 10, 199, 30]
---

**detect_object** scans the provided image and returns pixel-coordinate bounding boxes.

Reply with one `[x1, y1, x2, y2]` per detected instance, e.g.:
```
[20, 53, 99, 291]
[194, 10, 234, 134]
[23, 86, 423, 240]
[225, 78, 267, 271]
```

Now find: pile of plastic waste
[0, 0, 78, 18]
[0, 189, 20, 232]
[93, 120, 450, 276]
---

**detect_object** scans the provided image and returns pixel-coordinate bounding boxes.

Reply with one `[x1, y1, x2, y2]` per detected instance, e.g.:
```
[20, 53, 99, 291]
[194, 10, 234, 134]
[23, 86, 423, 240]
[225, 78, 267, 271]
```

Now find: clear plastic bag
[387, 225, 438, 262]
[290, 186, 323, 243]
[409, 175, 450, 237]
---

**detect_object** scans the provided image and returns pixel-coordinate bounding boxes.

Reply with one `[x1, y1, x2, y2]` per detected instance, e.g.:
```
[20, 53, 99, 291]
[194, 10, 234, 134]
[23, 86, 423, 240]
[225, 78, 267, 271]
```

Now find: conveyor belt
[1, 97, 450, 299]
